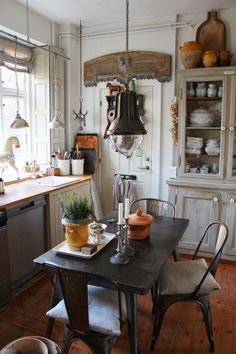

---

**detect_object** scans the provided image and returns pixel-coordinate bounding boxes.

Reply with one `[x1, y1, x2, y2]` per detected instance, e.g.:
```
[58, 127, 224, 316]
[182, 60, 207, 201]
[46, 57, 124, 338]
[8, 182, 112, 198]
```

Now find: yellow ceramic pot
[180, 41, 203, 69]
[203, 51, 218, 67]
[62, 217, 90, 250]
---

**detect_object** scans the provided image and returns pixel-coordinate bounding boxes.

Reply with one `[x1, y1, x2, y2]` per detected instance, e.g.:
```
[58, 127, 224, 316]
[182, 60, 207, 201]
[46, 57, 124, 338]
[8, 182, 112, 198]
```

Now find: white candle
[124, 198, 129, 219]
[118, 203, 123, 224]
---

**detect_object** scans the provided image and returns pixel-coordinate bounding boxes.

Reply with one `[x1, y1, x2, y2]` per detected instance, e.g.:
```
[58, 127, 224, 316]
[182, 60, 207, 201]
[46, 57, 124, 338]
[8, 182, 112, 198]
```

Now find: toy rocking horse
[0, 136, 20, 178]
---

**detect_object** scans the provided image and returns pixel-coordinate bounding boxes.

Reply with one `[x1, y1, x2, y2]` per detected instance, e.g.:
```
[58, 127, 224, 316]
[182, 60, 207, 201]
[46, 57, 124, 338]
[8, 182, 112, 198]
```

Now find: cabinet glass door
[227, 75, 236, 180]
[179, 75, 227, 179]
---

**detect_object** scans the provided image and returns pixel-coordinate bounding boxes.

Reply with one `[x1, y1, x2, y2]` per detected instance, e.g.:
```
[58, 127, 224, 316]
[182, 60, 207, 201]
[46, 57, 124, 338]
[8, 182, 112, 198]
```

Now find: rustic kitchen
[0, 0, 236, 353]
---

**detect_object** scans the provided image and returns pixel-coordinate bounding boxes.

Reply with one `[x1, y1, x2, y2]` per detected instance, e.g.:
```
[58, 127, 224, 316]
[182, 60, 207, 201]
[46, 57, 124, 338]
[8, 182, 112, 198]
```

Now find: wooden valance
[84, 51, 171, 86]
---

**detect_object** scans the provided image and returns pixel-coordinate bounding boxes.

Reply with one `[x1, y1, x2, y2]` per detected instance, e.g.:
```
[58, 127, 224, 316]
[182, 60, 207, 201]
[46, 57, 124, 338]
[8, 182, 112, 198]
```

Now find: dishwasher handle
[20, 201, 35, 211]
[7, 197, 47, 218]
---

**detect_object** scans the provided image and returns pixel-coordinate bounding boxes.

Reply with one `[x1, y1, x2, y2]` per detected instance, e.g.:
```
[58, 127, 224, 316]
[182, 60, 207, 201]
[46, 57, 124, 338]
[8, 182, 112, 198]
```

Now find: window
[0, 66, 31, 181]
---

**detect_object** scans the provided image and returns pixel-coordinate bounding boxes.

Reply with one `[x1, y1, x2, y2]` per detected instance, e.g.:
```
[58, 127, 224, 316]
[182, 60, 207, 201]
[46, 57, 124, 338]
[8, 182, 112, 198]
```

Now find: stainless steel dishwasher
[7, 196, 47, 289]
[0, 208, 12, 307]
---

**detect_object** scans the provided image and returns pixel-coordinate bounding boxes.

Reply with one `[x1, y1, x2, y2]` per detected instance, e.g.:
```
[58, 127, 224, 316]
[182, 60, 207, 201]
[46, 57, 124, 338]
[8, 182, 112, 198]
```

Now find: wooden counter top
[0, 175, 92, 209]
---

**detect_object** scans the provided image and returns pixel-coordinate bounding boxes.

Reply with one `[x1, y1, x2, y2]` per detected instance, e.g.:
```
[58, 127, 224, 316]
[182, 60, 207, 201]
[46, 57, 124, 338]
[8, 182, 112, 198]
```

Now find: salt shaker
[0, 178, 5, 194]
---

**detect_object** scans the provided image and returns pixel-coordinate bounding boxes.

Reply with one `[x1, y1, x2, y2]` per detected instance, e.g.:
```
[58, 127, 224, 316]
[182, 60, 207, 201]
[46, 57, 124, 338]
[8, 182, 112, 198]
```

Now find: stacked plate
[186, 136, 203, 154]
[205, 139, 220, 156]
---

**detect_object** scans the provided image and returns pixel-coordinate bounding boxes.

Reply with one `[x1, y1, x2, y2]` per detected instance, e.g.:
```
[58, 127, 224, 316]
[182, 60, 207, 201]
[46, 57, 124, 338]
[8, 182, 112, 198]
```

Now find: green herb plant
[60, 193, 94, 220]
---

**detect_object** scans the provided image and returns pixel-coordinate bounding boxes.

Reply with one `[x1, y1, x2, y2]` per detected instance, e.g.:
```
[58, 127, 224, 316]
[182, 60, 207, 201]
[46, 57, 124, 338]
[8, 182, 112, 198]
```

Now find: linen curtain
[0, 36, 32, 73]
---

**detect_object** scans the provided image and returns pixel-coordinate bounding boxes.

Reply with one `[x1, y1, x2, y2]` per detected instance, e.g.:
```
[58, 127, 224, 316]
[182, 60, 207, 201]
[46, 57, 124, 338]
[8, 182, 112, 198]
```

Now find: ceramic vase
[196, 82, 207, 97]
[207, 83, 217, 97]
[62, 217, 90, 250]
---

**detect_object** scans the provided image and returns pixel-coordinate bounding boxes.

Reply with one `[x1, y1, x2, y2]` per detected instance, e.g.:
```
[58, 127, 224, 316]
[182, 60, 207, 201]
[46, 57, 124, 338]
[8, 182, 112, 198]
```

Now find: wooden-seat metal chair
[129, 198, 179, 261]
[129, 198, 180, 312]
[44, 262, 126, 354]
[151, 221, 228, 352]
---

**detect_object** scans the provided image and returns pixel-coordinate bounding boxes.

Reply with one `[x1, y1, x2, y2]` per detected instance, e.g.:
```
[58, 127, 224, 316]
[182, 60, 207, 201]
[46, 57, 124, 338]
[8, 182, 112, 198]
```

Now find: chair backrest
[129, 198, 175, 218]
[192, 221, 228, 295]
[43, 261, 123, 335]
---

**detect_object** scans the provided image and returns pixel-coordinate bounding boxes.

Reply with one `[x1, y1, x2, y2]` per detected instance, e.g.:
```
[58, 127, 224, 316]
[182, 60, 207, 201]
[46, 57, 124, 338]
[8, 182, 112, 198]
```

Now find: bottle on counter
[0, 178, 5, 194]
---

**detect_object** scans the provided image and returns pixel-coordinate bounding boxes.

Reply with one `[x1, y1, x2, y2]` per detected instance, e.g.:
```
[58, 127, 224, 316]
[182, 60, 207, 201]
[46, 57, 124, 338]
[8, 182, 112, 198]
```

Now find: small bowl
[88, 222, 107, 244]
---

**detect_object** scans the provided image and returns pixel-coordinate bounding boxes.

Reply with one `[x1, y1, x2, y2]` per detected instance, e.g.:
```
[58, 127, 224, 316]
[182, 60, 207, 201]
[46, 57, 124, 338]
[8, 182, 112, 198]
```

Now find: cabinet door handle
[137, 166, 150, 170]
[221, 126, 226, 131]
[230, 126, 234, 131]
[213, 197, 219, 203]
[229, 198, 235, 204]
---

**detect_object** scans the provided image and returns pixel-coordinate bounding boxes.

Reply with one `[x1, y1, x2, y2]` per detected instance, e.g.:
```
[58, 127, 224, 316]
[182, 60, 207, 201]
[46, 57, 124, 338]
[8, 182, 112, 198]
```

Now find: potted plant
[60, 193, 94, 250]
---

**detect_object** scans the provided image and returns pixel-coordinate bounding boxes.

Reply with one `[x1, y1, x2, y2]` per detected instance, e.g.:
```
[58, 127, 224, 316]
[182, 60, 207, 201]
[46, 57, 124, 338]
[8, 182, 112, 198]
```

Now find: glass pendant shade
[107, 89, 146, 157]
[109, 135, 143, 158]
[10, 111, 29, 129]
[49, 113, 64, 129]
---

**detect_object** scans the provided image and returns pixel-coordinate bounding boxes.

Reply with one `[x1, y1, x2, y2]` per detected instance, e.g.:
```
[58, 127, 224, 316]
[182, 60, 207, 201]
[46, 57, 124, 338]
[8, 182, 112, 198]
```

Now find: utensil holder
[58, 159, 70, 176]
[71, 159, 84, 175]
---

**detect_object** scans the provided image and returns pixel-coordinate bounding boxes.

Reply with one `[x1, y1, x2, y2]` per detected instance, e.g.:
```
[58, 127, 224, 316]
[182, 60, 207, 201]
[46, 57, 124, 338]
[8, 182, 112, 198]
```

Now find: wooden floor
[0, 260, 236, 354]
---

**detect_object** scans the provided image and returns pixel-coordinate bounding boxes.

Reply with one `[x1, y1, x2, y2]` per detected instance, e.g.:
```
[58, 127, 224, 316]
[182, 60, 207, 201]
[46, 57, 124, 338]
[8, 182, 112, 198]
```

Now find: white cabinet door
[176, 188, 220, 253]
[224, 193, 236, 256]
[99, 80, 162, 214]
[48, 181, 91, 247]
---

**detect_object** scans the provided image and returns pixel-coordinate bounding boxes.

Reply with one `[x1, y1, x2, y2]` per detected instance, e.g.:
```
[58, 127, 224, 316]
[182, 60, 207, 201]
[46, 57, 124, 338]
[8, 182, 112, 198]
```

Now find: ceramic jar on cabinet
[207, 83, 217, 97]
[196, 82, 207, 97]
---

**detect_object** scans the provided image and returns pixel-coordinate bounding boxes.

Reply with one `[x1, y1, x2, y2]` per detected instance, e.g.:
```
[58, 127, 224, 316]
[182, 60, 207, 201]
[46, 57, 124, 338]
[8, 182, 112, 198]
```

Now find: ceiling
[16, 0, 236, 27]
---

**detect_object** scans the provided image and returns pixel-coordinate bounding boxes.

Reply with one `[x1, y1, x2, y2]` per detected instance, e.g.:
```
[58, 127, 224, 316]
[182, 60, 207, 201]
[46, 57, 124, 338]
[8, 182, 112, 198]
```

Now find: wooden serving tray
[53, 232, 116, 259]
[196, 11, 226, 52]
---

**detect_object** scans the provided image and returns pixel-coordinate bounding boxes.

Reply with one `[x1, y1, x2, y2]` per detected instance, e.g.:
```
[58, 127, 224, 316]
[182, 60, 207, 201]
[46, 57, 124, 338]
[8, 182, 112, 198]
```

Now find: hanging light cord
[26, 0, 30, 42]
[125, 0, 129, 84]
[79, 21, 82, 99]
[14, 36, 20, 114]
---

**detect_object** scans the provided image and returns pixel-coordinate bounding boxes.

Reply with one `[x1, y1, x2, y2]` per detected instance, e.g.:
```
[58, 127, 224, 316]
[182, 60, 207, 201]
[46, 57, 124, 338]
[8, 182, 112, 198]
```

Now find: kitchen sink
[25, 176, 80, 187]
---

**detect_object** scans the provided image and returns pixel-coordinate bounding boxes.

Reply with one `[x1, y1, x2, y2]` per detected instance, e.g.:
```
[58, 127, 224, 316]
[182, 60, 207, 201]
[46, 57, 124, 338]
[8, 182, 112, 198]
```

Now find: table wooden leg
[125, 292, 139, 354]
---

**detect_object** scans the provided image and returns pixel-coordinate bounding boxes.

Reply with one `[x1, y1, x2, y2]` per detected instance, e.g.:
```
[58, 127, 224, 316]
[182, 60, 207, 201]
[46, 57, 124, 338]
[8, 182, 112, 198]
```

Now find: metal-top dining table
[34, 212, 189, 354]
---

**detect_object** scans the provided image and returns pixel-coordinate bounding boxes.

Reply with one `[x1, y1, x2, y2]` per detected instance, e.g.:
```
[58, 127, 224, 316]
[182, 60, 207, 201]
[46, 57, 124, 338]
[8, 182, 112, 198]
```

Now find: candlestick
[124, 198, 129, 219]
[123, 217, 136, 256]
[118, 203, 123, 225]
[110, 224, 130, 265]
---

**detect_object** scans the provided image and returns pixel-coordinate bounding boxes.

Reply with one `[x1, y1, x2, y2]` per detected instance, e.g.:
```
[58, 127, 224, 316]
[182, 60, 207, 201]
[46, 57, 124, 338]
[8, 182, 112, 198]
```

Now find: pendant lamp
[10, 37, 29, 129]
[107, 0, 146, 157]
[49, 53, 64, 129]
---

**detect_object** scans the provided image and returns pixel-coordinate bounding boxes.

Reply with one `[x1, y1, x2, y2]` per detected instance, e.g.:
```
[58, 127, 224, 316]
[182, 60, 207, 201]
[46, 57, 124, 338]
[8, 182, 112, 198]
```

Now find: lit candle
[124, 198, 129, 219]
[118, 203, 123, 225]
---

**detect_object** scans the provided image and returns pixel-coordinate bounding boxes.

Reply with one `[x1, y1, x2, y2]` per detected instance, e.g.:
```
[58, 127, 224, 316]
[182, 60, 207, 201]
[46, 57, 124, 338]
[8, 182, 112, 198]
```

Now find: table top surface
[34, 214, 189, 295]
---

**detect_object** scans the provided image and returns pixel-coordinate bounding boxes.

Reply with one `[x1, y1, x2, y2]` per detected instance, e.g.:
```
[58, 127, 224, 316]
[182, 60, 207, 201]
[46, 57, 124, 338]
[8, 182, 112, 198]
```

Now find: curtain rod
[0, 29, 71, 61]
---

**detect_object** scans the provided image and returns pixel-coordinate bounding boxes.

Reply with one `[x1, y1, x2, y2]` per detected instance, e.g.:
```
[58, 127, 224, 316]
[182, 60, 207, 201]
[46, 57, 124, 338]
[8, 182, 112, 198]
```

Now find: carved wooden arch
[84, 51, 171, 87]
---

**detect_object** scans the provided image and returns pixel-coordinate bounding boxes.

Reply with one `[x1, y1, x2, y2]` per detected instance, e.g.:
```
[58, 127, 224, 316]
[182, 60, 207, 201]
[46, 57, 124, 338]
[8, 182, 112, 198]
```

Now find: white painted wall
[0, 0, 52, 45]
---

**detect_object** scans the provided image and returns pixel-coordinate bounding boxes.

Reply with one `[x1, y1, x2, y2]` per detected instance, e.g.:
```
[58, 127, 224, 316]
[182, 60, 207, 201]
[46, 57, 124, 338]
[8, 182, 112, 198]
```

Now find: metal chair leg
[198, 296, 215, 352]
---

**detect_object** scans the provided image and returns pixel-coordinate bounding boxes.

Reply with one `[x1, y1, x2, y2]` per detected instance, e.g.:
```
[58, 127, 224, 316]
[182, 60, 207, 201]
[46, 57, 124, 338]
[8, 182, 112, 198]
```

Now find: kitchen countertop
[0, 175, 92, 209]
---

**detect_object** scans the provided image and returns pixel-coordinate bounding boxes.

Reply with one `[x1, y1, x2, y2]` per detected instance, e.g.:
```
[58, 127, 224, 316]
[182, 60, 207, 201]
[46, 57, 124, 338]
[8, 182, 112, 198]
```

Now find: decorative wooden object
[84, 51, 171, 86]
[170, 97, 178, 145]
[196, 11, 226, 52]
[74, 134, 99, 174]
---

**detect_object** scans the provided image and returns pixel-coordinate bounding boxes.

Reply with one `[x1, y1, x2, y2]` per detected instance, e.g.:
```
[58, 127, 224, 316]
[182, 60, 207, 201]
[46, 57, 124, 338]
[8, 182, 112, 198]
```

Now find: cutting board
[196, 11, 226, 52]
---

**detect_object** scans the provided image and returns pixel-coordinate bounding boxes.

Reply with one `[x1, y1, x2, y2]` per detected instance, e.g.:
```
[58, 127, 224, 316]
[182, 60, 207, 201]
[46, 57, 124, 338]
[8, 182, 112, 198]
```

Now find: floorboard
[0, 260, 236, 353]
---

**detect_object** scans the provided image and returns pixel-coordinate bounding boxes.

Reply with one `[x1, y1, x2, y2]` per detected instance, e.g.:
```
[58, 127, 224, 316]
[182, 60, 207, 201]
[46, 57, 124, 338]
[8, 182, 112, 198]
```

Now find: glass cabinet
[178, 67, 236, 181]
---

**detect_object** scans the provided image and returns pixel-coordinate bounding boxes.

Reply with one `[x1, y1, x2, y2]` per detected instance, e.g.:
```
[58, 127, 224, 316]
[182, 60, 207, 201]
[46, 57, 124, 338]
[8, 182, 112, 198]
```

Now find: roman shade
[0, 36, 32, 73]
